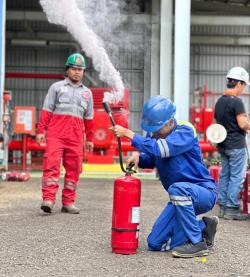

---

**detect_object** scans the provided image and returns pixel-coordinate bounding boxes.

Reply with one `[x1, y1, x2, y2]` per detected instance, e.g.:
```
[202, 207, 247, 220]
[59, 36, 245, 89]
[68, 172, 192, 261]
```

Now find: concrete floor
[0, 177, 249, 277]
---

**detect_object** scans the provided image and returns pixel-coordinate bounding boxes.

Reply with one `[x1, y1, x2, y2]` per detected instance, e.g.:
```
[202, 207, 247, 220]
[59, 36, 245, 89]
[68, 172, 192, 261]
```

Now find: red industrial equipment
[2, 91, 12, 170]
[5, 72, 134, 164]
[208, 165, 221, 185]
[208, 165, 221, 202]
[191, 90, 214, 138]
[1, 171, 30, 181]
[6, 84, 135, 168]
[0, 133, 3, 168]
[13, 106, 36, 134]
[1, 92, 30, 180]
[242, 170, 250, 214]
[191, 85, 217, 154]
[84, 87, 134, 163]
[11, 106, 36, 170]
[85, 88, 135, 163]
[103, 101, 141, 255]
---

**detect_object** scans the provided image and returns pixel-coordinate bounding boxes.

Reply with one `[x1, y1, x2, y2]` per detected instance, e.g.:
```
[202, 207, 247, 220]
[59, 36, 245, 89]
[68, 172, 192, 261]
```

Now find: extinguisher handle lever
[126, 162, 136, 174]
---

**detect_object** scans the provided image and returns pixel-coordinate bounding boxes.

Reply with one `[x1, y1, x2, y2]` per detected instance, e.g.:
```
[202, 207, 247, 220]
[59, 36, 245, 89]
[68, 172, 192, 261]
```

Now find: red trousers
[42, 137, 83, 206]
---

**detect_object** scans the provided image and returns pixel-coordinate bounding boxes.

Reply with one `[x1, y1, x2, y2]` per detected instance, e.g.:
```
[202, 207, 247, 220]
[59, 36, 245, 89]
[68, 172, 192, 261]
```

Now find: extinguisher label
[136, 226, 140, 239]
[248, 203, 250, 214]
[132, 207, 140, 223]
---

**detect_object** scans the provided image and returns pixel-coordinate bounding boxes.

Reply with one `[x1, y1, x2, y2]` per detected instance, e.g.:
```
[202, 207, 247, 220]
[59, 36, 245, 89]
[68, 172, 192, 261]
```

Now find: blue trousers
[147, 182, 216, 251]
[219, 148, 247, 208]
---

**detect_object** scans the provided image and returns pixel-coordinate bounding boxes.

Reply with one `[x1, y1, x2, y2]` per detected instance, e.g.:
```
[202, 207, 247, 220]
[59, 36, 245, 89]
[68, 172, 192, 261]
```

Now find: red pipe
[8, 140, 22, 150]
[27, 139, 46, 151]
[9, 139, 46, 152]
[22, 134, 27, 171]
[9, 139, 216, 153]
[199, 141, 217, 153]
[5, 72, 65, 79]
[8, 139, 134, 152]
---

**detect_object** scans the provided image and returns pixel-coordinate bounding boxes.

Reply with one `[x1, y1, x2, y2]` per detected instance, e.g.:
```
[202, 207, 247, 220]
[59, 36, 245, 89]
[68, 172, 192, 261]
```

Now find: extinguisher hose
[103, 101, 127, 173]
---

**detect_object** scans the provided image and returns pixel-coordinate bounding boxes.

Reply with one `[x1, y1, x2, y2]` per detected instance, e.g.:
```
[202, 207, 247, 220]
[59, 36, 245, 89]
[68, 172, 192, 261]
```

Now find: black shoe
[202, 216, 219, 249]
[172, 240, 209, 258]
[224, 207, 248, 221]
[218, 206, 225, 218]
[41, 200, 54, 213]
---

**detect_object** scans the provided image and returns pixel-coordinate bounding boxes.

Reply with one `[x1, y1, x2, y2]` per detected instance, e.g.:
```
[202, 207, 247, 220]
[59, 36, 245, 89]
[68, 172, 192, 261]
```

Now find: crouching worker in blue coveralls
[111, 95, 219, 258]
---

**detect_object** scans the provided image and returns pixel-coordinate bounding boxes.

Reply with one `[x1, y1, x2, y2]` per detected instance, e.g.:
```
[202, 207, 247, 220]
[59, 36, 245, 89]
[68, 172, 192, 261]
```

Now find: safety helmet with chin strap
[141, 95, 176, 132]
[226, 66, 250, 85]
[65, 53, 86, 69]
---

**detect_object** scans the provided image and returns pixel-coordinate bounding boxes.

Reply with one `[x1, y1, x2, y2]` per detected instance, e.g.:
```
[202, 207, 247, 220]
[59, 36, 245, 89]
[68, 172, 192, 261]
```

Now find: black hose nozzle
[102, 101, 128, 173]
[103, 101, 112, 114]
[102, 101, 116, 126]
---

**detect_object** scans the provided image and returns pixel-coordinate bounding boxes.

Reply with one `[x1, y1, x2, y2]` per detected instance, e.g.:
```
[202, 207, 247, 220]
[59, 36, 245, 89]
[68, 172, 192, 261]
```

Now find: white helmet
[206, 124, 227, 144]
[226, 66, 250, 85]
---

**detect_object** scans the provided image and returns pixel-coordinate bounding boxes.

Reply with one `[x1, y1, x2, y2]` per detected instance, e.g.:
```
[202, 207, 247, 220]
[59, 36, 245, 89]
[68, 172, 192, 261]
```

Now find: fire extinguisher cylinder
[102, 100, 142, 254]
[242, 170, 250, 214]
[111, 173, 141, 254]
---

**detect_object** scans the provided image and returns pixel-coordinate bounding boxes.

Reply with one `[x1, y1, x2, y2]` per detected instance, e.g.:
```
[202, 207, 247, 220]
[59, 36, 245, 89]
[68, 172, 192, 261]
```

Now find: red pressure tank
[111, 173, 141, 254]
[242, 170, 250, 214]
[209, 165, 221, 185]
[1, 171, 30, 181]
[209, 165, 221, 202]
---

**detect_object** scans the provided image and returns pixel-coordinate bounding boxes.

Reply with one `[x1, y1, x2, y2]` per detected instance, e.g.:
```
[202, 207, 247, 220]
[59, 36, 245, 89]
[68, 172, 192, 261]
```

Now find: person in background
[111, 95, 218, 258]
[36, 53, 94, 214]
[214, 66, 250, 220]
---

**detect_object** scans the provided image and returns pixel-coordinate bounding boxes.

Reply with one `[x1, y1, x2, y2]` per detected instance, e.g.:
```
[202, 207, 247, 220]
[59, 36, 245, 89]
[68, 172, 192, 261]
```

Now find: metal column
[150, 0, 160, 98]
[174, 0, 191, 121]
[160, 0, 173, 99]
[0, 0, 6, 133]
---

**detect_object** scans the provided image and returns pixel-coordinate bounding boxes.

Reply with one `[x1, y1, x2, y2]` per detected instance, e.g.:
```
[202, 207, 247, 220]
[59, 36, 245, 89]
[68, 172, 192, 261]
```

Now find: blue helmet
[141, 96, 176, 132]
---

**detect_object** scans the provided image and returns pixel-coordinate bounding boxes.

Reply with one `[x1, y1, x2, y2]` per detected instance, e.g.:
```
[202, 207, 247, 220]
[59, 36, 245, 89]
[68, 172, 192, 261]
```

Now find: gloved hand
[126, 153, 140, 171]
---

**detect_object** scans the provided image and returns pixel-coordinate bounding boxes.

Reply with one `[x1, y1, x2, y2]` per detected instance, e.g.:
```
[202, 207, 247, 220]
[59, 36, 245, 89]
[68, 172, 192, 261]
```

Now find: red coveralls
[37, 78, 93, 206]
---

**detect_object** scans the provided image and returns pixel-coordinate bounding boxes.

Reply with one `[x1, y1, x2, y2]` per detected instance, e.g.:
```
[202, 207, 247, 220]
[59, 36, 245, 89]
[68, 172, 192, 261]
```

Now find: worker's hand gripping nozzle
[103, 101, 131, 174]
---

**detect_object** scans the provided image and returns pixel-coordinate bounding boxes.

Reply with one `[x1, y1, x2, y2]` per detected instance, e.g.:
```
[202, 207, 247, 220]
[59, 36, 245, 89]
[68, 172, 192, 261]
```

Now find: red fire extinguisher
[208, 165, 221, 203]
[103, 101, 141, 255]
[242, 170, 250, 214]
[1, 171, 30, 181]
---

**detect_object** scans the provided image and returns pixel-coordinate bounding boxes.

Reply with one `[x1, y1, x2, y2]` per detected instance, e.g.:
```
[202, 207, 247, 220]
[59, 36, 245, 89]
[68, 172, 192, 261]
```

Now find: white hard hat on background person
[226, 66, 250, 85]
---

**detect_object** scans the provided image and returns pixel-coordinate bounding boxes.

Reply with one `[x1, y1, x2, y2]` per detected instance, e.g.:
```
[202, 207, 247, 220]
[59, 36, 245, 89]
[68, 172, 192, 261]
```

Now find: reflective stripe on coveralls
[170, 195, 193, 206]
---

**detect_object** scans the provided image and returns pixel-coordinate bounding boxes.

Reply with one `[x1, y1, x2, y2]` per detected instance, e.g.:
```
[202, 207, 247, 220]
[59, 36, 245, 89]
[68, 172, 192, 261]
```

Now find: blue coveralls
[131, 120, 217, 250]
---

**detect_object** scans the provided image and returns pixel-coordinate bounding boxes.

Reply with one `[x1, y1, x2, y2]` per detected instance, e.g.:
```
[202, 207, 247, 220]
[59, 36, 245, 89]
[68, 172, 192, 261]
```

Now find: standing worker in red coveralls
[36, 53, 94, 214]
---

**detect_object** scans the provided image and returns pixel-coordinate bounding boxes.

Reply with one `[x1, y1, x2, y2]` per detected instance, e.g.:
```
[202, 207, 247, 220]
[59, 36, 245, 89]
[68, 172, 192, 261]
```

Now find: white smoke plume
[40, 0, 124, 103]
[77, 1, 145, 56]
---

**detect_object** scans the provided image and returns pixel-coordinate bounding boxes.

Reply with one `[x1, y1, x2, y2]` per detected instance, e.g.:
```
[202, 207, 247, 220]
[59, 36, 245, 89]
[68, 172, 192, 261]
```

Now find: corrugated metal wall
[5, 46, 72, 116]
[190, 25, 250, 113]
[190, 44, 250, 93]
[5, 29, 146, 134]
[6, 21, 250, 134]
